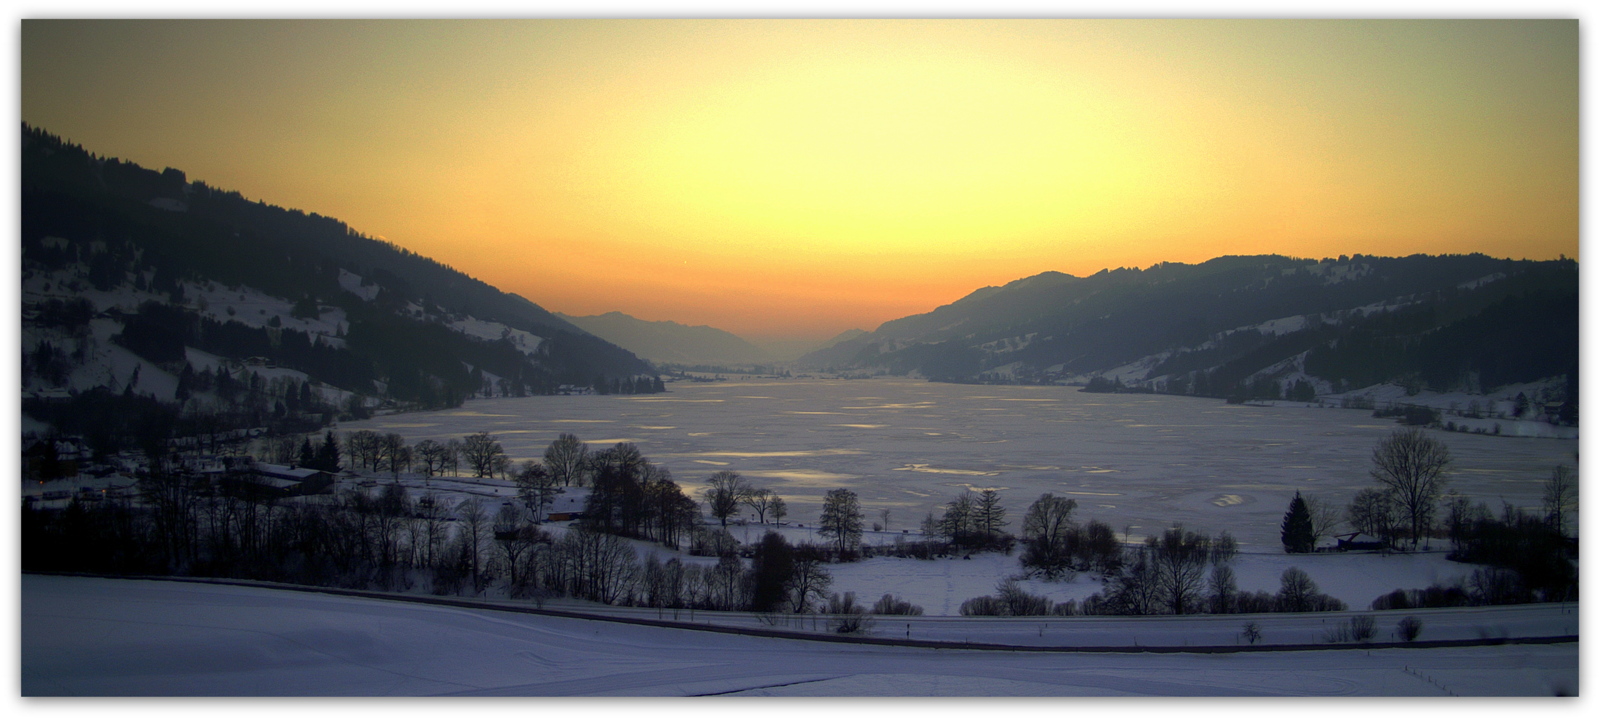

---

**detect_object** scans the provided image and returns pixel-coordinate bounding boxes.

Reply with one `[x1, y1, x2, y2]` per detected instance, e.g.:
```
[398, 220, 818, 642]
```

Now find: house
[1335, 532, 1386, 552]
[243, 463, 336, 497]
[541, 488, 590, 522]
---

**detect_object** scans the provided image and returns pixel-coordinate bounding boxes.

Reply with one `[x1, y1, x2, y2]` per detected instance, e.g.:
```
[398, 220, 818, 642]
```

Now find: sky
[20, 18, 1579, 340]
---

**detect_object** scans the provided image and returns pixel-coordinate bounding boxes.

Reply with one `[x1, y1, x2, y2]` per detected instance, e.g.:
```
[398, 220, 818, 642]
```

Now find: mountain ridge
[556, 310, 770, 365]
[796, 254, 1577, 417]
[21, 124, 661, 446]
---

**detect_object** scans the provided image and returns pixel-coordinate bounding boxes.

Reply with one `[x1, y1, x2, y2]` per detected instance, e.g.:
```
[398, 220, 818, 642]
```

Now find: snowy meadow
[20, 575, 1578, 696]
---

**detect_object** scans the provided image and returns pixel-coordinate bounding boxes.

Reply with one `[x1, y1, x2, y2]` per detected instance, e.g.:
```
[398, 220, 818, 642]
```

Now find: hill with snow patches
[21, 125, 660, 442]
[798, 254, 1577, 429]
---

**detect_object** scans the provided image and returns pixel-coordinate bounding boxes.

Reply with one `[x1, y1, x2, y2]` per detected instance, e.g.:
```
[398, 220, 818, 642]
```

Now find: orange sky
[22, 19, 1578, 340]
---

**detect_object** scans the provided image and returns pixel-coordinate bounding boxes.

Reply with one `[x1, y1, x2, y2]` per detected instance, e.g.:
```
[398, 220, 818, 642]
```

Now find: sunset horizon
[18, 16, 1583, 700]
[22, 19, 1578, 340]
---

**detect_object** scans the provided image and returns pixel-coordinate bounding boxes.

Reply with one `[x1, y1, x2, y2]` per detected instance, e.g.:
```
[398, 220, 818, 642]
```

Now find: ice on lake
[339, 378, 1576, 549]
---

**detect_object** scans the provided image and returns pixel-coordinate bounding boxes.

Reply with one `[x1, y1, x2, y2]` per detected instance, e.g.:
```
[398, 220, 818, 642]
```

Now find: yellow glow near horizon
[22, 20, 1578, 339]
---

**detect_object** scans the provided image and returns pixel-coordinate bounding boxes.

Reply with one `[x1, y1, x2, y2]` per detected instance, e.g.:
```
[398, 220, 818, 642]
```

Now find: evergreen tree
[297, 437, 315, 469]
[1281, 491, 1314, 553]
[315, 430, 341, 471]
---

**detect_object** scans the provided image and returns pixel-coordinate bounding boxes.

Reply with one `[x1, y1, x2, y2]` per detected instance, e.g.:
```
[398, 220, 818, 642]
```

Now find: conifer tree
[1281, 491, 1314, 553]
[297, 437, 315, 469]
[315, 430, 341, 472]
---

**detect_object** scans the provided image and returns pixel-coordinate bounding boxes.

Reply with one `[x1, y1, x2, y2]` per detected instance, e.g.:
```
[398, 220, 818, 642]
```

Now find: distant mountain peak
[557, 311, 769, 366]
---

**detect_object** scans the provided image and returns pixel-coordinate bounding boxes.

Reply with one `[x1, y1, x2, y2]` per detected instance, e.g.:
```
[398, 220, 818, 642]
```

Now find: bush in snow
[960, 578, 1054, 616]
[825, 591, 873, 634]
[1324, 615, 1376, 643]
[1397, 616, 1424, 642]
[870, 593, 924, 616]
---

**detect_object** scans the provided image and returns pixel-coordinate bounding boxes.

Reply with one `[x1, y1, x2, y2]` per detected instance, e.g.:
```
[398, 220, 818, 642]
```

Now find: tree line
[25, 422, 1575, 623]
[1277, 427, 1577, 604]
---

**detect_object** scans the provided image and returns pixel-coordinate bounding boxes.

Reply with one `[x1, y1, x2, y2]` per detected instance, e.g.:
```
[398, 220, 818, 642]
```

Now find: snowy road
[21, 576, 1576, 696]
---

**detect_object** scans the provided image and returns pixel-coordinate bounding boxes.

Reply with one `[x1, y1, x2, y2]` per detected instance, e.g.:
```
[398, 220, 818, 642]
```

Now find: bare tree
[1346, 487, 1397, 545]
[938, 491, 977, 545]
[414, 439, 446, 477]
[1020, 493, 1079, 578]
[789, 544, 832, 612]
[1022, 493, 1078, 549]
[378, 432, 410, 478]
[1369, 428, 1451, 547]
[455, 498, 487, 592]
[1443, 492, 1480, 553]
[559, 527, 639, 604]
[1209, 530, 1238, 565]
[1148, 525, 1211, 615]
[1104, 546, 1162, 615]
[769, 495, 788, 525]
[1276, 566, 1319, 612]
[493, 502, 533, 592]
[415, 491, 448, 568]
[743, 487, 778, 524]
[1208, 563, 1238, 613]
[1543, 464, 1577, 537]
[706, 555, 747, 611]
[261, 435, 300, 465]
[345, 429, 382, 471]
[702, 470, 752, 527]
[514, 460, 563, 519]
[1304, 494, 1343, 548]
[443, 439, 462, 476]
[819, 488, 863, 557]
[543, 433, 590, 487]
[461, 432, 505, 478]
[975, 488, 1007, 538]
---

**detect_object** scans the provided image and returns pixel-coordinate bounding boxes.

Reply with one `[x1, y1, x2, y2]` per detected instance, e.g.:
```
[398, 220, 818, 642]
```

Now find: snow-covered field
[20, 575, 1578, 697]
[338, 378, 1576, 552]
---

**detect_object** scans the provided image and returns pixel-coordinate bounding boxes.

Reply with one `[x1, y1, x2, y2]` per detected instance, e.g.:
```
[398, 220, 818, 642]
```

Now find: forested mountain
[21, 124, 659, 448]
[557, 311, 770, 365]
[797, 254, 1577, 410]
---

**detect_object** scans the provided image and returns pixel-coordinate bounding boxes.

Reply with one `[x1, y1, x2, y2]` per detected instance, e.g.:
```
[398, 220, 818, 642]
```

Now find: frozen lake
[340, 378, 1576, 549]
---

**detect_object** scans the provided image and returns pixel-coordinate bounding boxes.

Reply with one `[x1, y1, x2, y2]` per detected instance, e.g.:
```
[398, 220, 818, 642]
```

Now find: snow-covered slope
[22, 124, 660, 440]
[796, 255, 1577, 420]
[21, 576, 1578, 696]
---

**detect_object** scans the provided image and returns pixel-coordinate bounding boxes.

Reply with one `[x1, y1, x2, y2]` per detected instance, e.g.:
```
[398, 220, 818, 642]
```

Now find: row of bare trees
[487, 528, 836, 613]
[1082, 525, 1263, 616]
[919, 489, 1010, 551]
[700, 470, 788, 527]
